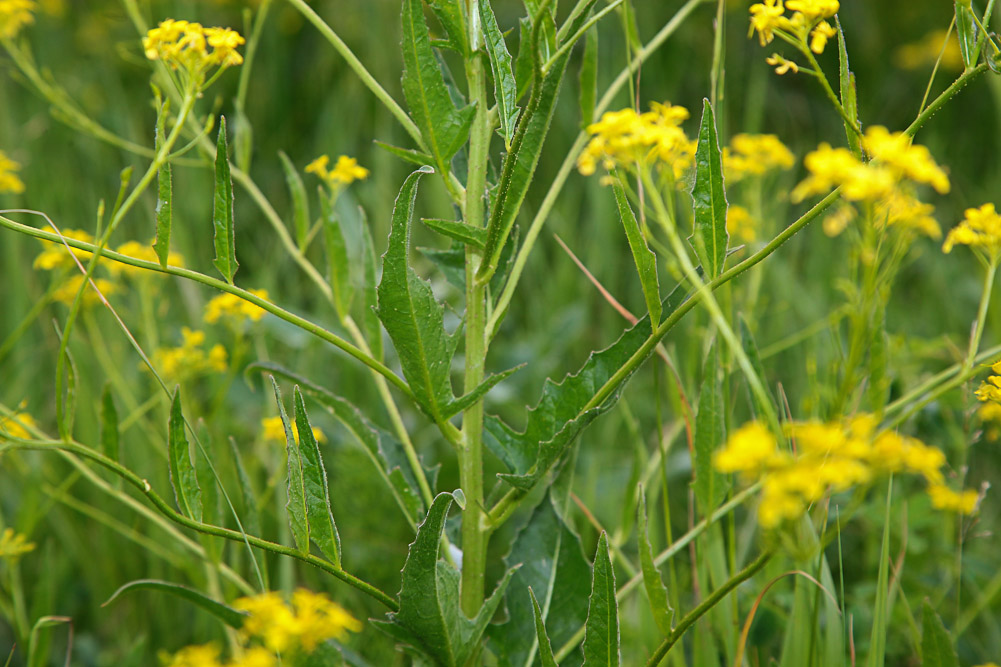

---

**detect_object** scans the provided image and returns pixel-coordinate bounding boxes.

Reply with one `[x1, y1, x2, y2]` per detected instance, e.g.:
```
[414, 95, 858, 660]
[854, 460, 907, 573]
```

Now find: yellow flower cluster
[204, 290, 269, 325]
[110, 240, 185, 276]
[52, 275, 118, 307]
[942, 203, 1001, 259]
[0, 150, 25, 193]
[722, 133, 795, 182]
[726, 206, 758, 243]
[749, 0, 839, 53]
[577, 102, 696, 180]
[0, 407, 35, 440]
[0, 528, 35, 559]
[143, 19, 244, 75]
[260, 416, 326, 445]
[977, 400, 1001, 441]
[305, 155, 369, 189]
[975, 361, 1001, 403]
[33, 229, 97, 271]
[234, 589, 361, 653]
[792, 126, 949, 239]
[714, 416, 978, 528]
[166, 644, 276, 667]
[0, 0, 35, 39]
[151, 328, 227, 382]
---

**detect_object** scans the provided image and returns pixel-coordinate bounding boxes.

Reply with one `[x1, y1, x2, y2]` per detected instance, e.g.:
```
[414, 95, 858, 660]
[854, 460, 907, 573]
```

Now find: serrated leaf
[100, 384, 119, 463]
[422, 217, 488, 249]
[168, 388, 202, 522]
[690, 99, 728, 279]
[427, 0, 467, 55]
[484, 281, 691, 491]
[613, 179, 660, 324]
[103, 579, 247, 629]
[293, 387, 341, 566]
[582, 532, 619, 666]
[402, 0, 476, 171]
[212, 116, 239, 284]
[694, 341, 727, 517]
[529, 588, 559, 667]
[738, 316, 775, 421]
[272, 378, 309, 553]
[279, 151, 311, 251]
[922, 600, 959, 667]
[442, 364, 522, 420]
[320, 191, 353, 319]
[375, 140, 435, 167]
[480, 0, 521, 150]
[488, 491, 591, 666]
[513, 17, 535, 101]
[476, 0, 598, 284]
[836, 18, 861, 158]
[251, 362, 424, 525]
[375, 493, 517, 666]
[638, 487, 672, 636]
[228, 436, 261, 537]
[955, 1, 978, 68]
[153, 111, 173, 269]
[376, 166, 457, 420]
[579, 24, 598, 127]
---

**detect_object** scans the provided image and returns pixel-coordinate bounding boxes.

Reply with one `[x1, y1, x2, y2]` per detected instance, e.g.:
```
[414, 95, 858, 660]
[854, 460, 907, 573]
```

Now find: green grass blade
[690, 99, 728, 279]
[293, 386, 342, 567]
[212, 116, 239, 284]
[278, 150, 310, 251]
[866, 476, 894, 667]
[167, 388, 202, 522]
[582, 532, 620, 666]
[103, 579, 247, 629]
[638, 486, 673, 636]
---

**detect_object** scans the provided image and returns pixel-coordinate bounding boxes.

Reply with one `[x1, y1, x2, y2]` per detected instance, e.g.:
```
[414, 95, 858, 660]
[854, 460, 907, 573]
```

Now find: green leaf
[374, 140, 435, 167]
[228, 436, 261, 537]
[513, 17, 535, 101]
[251, 362, 425, 525]
[579, 24, 598, 127]
[99, 384, 119, 463]
[279, 151, 311, 251]
[194, 421, 221, 541]
[359, 209, 384, 362]
[836, 18, 861, 158]
[866, 477, 894, 667]
[374, 493, 517, 666]
[212, 116, 239, 284]
[955, 1, 978, 68]
[293, 386, 342, 567]
[427, 0, 467, 55]
[421, 217, 488, 249]
[637, 487, 672, 636]
[690, 99, 728, 279]
[487, 491, 591, 665]
[694, 342, 728, 517]
[272, 378, 309, 553]
[866, 309, 890, 414]
[529, 588, 559, 667]
[523, 0, 557, 60]
[613, 179, 660, 324]
[103, 579, 247, 629]
[922, 599, 959, 667]
[233, 107, 253, 173]
[168, 388, 202, 522]
[54, 322, 77, 441]
[582, 532, 619, 666]
[476, 0, 598, 284]
[153, 109, 173, 269]
[480, 0, 521, 150]
[319, 191, 353, 320]
[376, 166, 457, 420]
[485, 280, 691, 491]
[401, 0, 476, 171]
[738, 317, 775, 421]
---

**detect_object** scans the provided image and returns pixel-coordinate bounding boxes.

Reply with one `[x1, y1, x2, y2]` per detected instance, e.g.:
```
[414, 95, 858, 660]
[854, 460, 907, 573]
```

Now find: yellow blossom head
[578, 102, 693, 180]
[143, 19, 243, 83]
[261, 416, 326, 445]
[723, 133, 795, 182]
[204, 289, 269, 325]
[306, 154, 369, 189]
[942, 203, 1001, 260]
[150, 327, 227, 383]
[109, 240, 185, 277]
[165, 643, 223, 667]
[234, 589, 360, 655]
[0, 408, 36, 440]
[726, 205, 757, 243]
[0, 0, 35, 39]
[0, 149, 26, 194]
[52, 275, 118, 307]
[33, 229, 97, 271]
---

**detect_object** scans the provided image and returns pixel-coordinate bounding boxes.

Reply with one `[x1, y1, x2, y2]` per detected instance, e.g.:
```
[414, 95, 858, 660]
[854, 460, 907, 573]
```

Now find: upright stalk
[459, 0, 491, 617]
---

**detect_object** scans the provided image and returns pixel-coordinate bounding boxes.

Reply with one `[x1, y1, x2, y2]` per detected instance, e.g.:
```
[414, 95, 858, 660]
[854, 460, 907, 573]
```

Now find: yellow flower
[230, 648, 277, 667]
[151, 328, 227, 383]
[723, 133, 795, 181]
[822, 203, 856, 237]
[109, 240, 185, 277]
[33, 229, 96, 271]
[809, 20, 837, 54]
[306, 154, 369, 188]
[204, 290, 269, 325]
[234, 589, 360, 655]
[928, 484, 979, 514]
[0, 0, 35, 39]
[785, 0, 838, 20]
[0, 528, 36, 559]
[260, 416, 326, 444]
[0, 409, 35, 440]
[578, 102, 693, 179]
[166, 643, 223, 667]
[143, 19, 243, 78]
[861, 126, 950, 194]
[713, 422, 780, 475]
[291, 589, 363, 648]
[765, 53, 799, 74]
[943, 203, 1001, 258]
[726, 206, 757, 243]
[0, 149, 26, 194]
[52, 275, 118, 306]
[749, 0, 787, 46]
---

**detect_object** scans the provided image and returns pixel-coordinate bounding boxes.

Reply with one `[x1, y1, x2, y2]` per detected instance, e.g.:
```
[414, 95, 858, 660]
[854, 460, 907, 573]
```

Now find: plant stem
[904, 63, 988, 138]
[965, 260, 997, 370]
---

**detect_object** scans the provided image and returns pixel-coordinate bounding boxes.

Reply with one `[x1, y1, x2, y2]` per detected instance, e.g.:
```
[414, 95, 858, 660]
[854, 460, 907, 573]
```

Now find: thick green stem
[965, 260, 997, 370]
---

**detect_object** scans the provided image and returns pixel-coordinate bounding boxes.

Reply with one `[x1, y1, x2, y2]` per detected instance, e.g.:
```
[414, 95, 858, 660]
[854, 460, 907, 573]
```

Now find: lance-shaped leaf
[401, 0, 476, 170]
[212, 116, 239, 284]
[476, 0, 598, 284]
[693, 341, 728, 518]
[168, 388, 202, 522]
[100, 384, 119, 463]
[480, 0, 520, 150]
[582, 532, 619, 666]
[153, 114, 173, 269]
[836, 18, 861, 158]
[613, 179, 660, 324]
[529, 588, 559, 667]
[293, 386, 342, 567]
[374, 493, 517, 666]
[579, 24, 598, 127]
[955, 1, 978, 68]
[922, 600, 959, 667]
[103, 579, 247, 629]
[272, 378, 309, 553]
[690, 99, 728, 279]
[637, 487, 672, 636]
[427, 0, 467, 55]
[484, 281, 690, 491]
[487, 491, 591, 666]
[252, 362, 425, 526]
[319, 191, 353, 319]
[422, 218, 488, 249]
[278, 151, 310, 251]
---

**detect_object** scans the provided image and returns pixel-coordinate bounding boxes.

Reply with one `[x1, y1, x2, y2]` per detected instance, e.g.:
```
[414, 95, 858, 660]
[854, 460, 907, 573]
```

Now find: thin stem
[965, 261, 997, 370]
[904, 63, 988, 137]
[884, 343, 1001, 417]
[799, 45, 862, 137]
